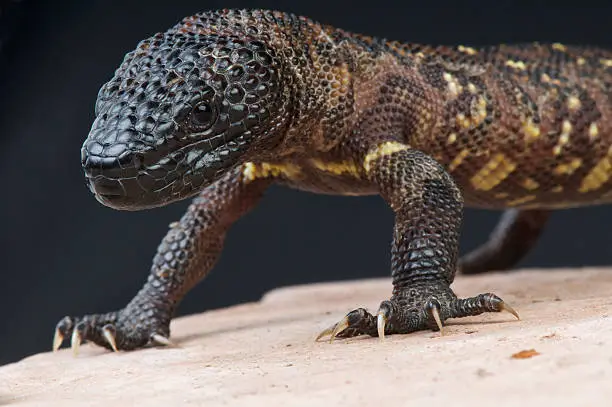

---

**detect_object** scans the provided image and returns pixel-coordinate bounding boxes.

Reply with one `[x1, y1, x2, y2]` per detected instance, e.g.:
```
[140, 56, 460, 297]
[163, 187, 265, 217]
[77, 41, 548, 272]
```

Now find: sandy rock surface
[2, 268, 612, 406]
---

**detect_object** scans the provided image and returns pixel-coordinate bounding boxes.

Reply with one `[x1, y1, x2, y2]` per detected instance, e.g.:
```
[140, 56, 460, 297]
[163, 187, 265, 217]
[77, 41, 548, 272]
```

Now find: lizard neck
[271, 23, 435, 156]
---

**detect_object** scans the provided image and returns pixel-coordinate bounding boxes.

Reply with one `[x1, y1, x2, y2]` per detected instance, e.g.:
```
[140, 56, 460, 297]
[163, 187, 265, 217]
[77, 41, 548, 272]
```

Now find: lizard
[52, 8, 612, 353]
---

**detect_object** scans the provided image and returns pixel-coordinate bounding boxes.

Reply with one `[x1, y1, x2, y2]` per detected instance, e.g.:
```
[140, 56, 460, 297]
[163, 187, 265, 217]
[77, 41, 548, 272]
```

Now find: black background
[1, 0, 611, 366]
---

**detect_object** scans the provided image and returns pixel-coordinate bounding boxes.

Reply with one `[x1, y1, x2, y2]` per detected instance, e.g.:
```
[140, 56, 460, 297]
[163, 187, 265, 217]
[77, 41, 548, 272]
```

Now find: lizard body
[54, 9, 612, 351]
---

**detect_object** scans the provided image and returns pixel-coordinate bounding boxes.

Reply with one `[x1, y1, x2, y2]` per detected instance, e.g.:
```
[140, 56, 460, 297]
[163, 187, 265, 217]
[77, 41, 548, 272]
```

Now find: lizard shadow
[172, 310, 326, 346]
[172, 310, 519, 346]
[0, 395, 16, 406]
[75, 310, 523, 357]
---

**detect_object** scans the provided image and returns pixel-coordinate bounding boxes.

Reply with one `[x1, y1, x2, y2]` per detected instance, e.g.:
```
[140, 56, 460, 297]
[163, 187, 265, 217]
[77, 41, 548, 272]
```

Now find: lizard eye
[190, 101, 217, 130]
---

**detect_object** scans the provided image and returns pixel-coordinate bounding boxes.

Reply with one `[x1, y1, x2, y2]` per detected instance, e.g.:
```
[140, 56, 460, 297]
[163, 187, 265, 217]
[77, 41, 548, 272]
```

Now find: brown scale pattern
[54, 10, 612, 351]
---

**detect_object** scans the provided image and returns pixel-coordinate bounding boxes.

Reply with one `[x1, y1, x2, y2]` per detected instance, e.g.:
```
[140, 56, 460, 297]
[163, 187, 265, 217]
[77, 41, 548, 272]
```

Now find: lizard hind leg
[459, 209, 550, 275]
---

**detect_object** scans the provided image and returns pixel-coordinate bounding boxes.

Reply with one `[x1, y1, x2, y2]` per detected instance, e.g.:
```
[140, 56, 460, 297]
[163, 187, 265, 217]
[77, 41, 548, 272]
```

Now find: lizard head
[82, 19, 291, 210]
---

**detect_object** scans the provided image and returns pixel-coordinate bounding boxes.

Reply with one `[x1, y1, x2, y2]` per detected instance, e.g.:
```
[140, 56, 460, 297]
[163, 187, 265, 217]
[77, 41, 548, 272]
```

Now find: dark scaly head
[82, 13, 291, 210]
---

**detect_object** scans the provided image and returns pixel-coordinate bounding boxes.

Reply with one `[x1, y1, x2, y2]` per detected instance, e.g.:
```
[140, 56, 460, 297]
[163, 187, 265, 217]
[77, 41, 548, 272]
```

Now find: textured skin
[55, 9, 612, 351]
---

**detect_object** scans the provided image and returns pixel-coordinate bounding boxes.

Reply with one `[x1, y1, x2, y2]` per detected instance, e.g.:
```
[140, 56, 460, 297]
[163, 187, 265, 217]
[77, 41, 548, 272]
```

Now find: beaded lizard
[53, 9, 612, 352]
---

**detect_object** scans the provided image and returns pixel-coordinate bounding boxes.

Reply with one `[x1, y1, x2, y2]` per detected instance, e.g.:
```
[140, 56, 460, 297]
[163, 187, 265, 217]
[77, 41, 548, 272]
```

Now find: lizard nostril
[116, 151, 144, 170]
[83, 144, 145, 179]
[83, 155, 120, 172]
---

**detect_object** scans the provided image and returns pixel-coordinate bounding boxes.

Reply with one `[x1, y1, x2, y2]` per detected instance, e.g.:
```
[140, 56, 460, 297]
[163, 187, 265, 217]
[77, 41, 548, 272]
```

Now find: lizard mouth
[84, 173, 148, 210]
[83, 136, 242, 210]
[86, 172, 189, 211]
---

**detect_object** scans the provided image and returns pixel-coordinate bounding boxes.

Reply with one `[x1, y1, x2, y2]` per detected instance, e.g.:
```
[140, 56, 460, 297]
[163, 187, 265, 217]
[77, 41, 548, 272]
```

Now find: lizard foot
[316, 282, 519, 342]
[53, 309, 174, 355]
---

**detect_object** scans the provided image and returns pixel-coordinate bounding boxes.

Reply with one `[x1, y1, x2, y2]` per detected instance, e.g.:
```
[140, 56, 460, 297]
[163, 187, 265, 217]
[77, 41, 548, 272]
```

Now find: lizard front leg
[318, 142, 519, 341]
[53, 165, 271, 353]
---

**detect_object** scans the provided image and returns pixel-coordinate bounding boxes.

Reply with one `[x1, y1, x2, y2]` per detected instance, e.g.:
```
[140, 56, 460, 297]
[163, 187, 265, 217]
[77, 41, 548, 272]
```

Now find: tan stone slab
[1, 268, 611, 406]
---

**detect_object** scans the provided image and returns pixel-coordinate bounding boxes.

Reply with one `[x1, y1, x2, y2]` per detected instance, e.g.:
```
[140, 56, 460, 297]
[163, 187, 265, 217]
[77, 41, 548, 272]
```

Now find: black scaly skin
[54, 9, 612, 351]
[56, 167, 271, 350]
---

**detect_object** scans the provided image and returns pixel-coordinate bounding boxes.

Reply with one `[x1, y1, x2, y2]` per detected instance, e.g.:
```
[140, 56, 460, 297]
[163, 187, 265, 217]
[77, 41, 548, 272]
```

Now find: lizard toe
[316, 307, 378, 342]
[316, 283, 520, 342]
[52, 308, 171, 355]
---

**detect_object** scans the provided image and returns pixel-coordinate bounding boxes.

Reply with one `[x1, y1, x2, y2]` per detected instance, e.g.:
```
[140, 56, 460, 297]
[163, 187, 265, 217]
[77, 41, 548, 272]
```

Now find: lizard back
[240, 15, 612, 210]
[369, 39, 612, 209]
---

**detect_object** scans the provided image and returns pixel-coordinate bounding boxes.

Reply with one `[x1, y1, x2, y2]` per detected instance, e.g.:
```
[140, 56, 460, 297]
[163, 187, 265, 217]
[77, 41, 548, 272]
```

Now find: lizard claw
[315, 324, 335, 342]
[71, 323, 84, 356]
[499, 301, 520, 320]
[150, 333, 175, 347]
[425, 298, 444, 336]
[377, 311, 387, 339]
[329, 315, 350, 343]
[52, 328, 64, 352]
[52, 316, 74, 352]
[102, 324, 119, 352]
[316, 315, 351, 343]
